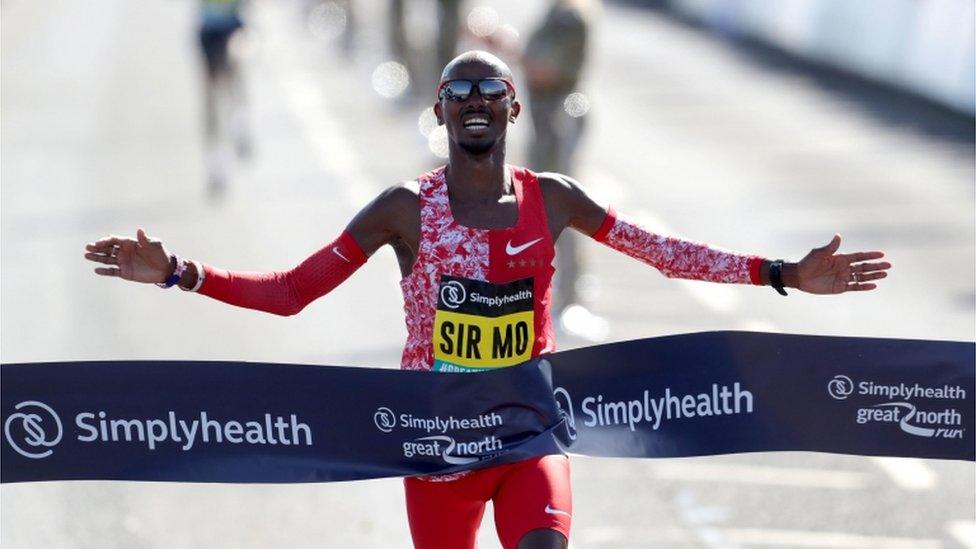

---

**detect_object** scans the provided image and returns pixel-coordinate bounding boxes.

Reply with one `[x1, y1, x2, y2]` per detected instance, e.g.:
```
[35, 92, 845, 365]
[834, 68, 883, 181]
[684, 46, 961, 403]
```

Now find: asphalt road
[2, 1, 974, 548]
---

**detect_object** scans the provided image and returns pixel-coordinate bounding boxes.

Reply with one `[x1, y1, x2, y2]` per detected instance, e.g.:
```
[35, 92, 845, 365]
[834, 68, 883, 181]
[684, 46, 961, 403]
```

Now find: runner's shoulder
[369, 180, 421, 217]
[535, 171, 608, 232]
[347, 181, 420, 252]
[369, 180, 421, 237]
[535, 171, 586, 205]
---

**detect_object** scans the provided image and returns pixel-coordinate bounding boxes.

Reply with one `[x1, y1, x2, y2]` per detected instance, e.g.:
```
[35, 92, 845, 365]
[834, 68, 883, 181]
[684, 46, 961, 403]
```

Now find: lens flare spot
[428, 125, 449, 158]
[372, 61, 410, 99]
[467, 7, 499, 38]
[307, 2, 348, 41]
[494, 23, 521, 49]
[564, 92, 590, 118]
[418, 107, 439, 137]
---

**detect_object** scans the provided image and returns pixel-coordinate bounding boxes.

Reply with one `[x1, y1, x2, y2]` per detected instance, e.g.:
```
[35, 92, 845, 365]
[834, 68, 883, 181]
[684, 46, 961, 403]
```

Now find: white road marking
[947, 520, 976, 549]
[675, 490, 739, 549]
[697, 527, 741, 549]
[715, 527, 941, 548]
[573, 525, 693, 545]
[655, 462, 868, 490]
[870, 457, 937, 491]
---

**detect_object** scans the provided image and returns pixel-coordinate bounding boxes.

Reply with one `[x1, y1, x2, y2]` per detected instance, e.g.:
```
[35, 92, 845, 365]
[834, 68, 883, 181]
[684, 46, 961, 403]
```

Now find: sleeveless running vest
[400, 165, 556, 372]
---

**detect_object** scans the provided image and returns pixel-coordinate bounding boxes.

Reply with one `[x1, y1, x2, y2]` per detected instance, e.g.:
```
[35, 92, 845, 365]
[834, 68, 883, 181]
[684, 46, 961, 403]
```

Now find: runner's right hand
[84, 228, 173, 284]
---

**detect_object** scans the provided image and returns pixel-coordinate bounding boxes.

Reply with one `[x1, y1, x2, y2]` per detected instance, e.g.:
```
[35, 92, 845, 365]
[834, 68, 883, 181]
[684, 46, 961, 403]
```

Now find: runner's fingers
[841, 251, 885, 263]
[856, 271, 887, 282]
[85, 242, 111, 253]
[848, 267, 887, 283]
[92, 236, 122, 247]
[84, 252, 117, 265]
[84, 245, 118, 257]
[854, 261, 891, 273]
[94, 267, 121, 277]
[845, 282, 877, 292]
[88, 236, 129, 252]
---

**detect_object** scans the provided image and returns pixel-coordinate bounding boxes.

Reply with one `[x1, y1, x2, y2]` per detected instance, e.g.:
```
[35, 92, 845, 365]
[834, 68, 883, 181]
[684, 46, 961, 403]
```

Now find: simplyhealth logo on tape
[373, 406, 505, 465]
[552, 381, 755, 435]
[4, 401, 313, 458]
[828, 375, 968, 440]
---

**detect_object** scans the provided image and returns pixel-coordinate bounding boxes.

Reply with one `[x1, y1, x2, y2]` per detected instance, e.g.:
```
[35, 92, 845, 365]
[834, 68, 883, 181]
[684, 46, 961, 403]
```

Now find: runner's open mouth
[461, 112, 491, 131]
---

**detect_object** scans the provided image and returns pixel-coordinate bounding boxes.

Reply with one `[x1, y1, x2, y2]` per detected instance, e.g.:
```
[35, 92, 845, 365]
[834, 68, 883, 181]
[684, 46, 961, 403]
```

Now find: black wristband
[769, 259, 788, 296]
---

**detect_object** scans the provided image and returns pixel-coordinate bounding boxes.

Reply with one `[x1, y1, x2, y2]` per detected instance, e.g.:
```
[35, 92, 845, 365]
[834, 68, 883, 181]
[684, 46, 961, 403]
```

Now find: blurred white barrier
[670, 0, 976, 115]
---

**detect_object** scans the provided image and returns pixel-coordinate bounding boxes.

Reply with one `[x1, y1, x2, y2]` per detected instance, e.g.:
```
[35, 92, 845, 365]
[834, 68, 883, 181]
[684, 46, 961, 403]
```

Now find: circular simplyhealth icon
[374, 407, 397, 433]
[827, 375, 855, 400]
[439, 280, 467, 310]
[4, 400, 63, 459]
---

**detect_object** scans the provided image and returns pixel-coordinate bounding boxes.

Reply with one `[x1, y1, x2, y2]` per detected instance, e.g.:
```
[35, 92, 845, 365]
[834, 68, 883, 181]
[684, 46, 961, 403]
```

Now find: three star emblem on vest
[505, 237, 544, 269]
[507, 258, 543, 269]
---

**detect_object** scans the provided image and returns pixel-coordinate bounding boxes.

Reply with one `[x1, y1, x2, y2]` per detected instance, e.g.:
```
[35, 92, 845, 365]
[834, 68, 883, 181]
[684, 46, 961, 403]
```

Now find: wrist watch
[769, 259, 788, 296]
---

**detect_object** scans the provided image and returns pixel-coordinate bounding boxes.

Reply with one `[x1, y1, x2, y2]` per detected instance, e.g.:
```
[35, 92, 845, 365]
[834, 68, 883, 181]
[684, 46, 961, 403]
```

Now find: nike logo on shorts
[506, 238, 543, 256]
[333, 247, 351, 262]
[544, 504, 571, 518]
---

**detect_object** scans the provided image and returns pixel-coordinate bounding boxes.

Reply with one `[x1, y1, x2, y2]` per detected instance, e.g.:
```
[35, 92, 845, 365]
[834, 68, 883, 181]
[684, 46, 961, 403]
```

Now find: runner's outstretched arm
[83, 184, 418, 315]
[541, 173, 891, 294]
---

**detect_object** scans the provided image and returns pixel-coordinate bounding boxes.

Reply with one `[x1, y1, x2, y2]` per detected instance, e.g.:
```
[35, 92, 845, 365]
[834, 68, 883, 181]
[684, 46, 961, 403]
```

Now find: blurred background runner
[522, 0, 604, 341]
[198, 0, 252, 196]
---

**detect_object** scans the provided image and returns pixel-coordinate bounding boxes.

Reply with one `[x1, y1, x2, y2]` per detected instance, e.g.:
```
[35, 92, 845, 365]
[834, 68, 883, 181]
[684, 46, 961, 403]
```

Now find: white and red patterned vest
[399, 165, 557, 372]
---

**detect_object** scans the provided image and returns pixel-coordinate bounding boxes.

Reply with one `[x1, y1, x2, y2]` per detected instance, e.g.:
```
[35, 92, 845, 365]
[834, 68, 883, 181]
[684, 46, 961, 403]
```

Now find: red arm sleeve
[591, 209, 764, 285]
[198, 230, 368, 316]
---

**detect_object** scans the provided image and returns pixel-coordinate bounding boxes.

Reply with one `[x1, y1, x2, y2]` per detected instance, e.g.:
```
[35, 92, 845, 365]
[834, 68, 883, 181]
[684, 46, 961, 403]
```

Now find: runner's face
[435, 63, 520, 157]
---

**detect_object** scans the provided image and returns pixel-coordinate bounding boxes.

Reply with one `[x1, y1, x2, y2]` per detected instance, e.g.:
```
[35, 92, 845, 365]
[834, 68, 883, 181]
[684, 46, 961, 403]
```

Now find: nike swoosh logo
[544, 505, 571, 518]
[506, 238, 543, 256]
[333, 247, 350, 262]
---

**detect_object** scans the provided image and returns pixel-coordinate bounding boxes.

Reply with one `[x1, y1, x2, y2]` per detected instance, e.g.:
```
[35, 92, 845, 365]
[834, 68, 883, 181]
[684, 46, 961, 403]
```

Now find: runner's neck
[445, 151, 511, 203]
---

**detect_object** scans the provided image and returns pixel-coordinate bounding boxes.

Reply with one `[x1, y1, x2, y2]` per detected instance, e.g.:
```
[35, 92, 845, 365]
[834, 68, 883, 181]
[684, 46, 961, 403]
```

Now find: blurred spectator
[198, 0, 252, 196]
[523, 0, 604, 339]
[390, 0, 462, 99]
[388, 0, 414, 81]
[435, 0, 462, 79]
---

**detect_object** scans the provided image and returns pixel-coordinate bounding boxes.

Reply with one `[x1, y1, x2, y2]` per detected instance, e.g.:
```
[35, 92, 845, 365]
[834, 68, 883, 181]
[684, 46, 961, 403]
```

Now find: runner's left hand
[796, 235, 890, 294]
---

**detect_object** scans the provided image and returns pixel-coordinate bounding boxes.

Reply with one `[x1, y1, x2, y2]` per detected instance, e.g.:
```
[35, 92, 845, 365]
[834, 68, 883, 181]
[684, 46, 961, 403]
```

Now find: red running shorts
[404, 455, 572, 549]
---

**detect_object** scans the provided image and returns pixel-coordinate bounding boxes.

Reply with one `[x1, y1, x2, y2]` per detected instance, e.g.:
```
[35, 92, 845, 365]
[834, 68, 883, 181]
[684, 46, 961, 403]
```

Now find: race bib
[433, 275, 535, 372]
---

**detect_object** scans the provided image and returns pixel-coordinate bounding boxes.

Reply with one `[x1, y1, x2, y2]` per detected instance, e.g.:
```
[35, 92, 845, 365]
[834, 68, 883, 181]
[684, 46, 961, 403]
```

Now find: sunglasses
[437, 79, 516, 102]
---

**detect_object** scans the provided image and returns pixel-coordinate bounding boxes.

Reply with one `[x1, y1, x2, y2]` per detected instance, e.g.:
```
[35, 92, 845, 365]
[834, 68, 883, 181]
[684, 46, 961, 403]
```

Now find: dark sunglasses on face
[438, 79, 516, 102]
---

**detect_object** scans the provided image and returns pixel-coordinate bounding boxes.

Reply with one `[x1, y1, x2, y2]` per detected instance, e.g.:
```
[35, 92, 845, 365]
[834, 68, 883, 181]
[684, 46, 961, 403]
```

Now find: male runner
[85, 51, 891, 549]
